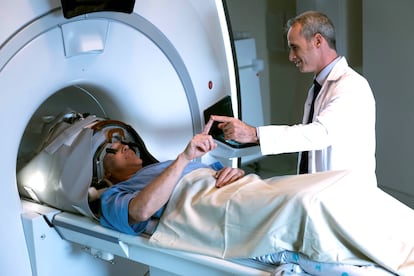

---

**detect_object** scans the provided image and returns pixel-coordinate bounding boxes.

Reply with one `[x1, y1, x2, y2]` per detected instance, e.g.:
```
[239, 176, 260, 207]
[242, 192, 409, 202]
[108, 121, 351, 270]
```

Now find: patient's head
[103, 141, 143, 183]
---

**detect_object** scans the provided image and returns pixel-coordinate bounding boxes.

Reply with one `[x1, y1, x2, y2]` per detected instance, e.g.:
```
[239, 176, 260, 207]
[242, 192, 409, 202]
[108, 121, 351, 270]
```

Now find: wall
[225, 0, 270, 124]
[364, 0, 414, 208]
[226, 0, 299, 175]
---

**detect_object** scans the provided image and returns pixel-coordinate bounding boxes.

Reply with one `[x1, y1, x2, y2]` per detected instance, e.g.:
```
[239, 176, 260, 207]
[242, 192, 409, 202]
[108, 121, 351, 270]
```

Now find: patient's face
[103, 141, 143, 183]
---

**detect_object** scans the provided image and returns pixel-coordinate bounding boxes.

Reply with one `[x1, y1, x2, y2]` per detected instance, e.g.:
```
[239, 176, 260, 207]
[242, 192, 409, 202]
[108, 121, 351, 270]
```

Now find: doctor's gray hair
[286, 11, 336, 50]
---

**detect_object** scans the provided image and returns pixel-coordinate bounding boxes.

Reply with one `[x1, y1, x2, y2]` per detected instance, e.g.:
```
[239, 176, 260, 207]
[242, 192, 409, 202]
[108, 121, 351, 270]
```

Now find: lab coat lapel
[302, 84, 314, 124]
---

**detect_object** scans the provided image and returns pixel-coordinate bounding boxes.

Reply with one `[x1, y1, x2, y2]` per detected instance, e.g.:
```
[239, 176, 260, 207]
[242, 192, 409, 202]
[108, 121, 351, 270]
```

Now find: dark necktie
[299, 80, 322, 174]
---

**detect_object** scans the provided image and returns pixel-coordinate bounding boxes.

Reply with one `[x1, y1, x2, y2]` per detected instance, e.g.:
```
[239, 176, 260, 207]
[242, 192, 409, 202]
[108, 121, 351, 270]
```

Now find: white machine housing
[0, 1, 265, 275]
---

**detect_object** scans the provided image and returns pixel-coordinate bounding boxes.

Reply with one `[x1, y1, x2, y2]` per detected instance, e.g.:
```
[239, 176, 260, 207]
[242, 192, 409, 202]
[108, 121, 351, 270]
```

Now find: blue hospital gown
[100, 160, 211, 235]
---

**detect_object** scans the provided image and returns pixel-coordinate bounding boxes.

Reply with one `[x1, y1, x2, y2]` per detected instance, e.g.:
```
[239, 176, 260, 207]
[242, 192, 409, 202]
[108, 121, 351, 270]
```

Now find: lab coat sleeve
[258, 123, 329, 156]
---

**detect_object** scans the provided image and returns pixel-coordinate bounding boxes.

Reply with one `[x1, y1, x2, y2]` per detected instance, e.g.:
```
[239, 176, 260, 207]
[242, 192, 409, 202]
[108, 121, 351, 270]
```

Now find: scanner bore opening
[16, 85, 128, 218]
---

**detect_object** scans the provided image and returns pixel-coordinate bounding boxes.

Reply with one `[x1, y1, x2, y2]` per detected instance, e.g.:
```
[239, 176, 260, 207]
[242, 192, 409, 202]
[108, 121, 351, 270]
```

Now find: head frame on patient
[17, 111, 158, 220]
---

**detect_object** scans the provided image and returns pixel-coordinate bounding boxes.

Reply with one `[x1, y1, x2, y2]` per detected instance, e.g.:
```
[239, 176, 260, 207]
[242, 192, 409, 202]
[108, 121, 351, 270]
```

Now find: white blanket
[149, 169, 414, 274]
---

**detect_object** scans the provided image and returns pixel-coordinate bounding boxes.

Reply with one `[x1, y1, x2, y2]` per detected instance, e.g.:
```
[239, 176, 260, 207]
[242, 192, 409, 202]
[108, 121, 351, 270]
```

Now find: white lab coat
[258, 57, 376, 173]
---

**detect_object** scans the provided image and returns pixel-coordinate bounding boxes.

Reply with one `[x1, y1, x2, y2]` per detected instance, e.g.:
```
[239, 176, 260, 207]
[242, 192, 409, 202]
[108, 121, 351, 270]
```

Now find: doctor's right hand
[208, 115, 259, 144]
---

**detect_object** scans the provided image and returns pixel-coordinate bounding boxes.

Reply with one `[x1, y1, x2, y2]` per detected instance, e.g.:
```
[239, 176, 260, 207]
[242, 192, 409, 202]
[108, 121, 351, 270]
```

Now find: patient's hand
[214, 167, 245, 188]
[182, 133, 217, 161]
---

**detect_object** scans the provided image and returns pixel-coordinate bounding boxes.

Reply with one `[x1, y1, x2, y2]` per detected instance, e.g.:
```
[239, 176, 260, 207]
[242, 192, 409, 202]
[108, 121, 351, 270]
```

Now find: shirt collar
[315, 56, 341, 85]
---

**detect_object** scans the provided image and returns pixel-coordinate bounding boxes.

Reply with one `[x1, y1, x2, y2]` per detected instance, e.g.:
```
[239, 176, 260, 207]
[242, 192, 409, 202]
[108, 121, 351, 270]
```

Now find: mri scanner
[0, 0, 269, 275]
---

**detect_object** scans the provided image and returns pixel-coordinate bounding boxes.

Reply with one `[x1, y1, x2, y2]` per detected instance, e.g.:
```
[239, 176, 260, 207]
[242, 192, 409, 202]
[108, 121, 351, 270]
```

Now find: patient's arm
[128, 134, 217, 224]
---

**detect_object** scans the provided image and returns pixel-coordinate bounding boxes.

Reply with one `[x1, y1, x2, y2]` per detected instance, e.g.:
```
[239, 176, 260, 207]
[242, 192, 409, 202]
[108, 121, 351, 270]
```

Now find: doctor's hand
[208, 115, 259, 144]
[182, 133, 217, 161]
[214, 167, 245, 188]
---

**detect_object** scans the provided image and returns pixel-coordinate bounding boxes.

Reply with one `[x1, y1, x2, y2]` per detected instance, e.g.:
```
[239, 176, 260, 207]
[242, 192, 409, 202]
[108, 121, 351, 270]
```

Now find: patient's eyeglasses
[105, 137, 140, 157]
[105, 139, 140, 157]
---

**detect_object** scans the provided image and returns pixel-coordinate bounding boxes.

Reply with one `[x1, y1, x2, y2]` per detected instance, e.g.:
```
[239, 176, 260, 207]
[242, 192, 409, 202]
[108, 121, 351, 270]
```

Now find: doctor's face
[103, 141, 143, 182]
[287, 23, 319, 73]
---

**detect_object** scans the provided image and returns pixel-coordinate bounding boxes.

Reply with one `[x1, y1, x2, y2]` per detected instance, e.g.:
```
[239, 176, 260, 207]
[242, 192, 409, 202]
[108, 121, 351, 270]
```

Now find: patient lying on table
[99, 132, 244, 234]
[98, 132, 414, 276]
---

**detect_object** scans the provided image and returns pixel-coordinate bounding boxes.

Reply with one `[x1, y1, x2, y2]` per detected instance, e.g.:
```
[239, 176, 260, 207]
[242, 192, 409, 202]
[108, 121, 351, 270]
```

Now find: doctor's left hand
[214, 167, 245, 188]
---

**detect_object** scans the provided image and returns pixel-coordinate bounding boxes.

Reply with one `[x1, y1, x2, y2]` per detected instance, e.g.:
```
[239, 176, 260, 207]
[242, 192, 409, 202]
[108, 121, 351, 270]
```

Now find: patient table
[22, 200, 275, 275]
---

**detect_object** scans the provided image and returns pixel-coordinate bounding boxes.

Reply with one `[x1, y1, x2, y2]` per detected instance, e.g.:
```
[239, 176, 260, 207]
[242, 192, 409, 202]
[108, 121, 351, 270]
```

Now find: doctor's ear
[314, 33, 323, 47]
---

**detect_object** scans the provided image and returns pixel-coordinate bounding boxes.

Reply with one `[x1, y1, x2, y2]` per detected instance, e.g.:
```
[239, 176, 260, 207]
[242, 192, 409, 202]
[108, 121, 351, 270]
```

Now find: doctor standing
[210, 11, 376, 174]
